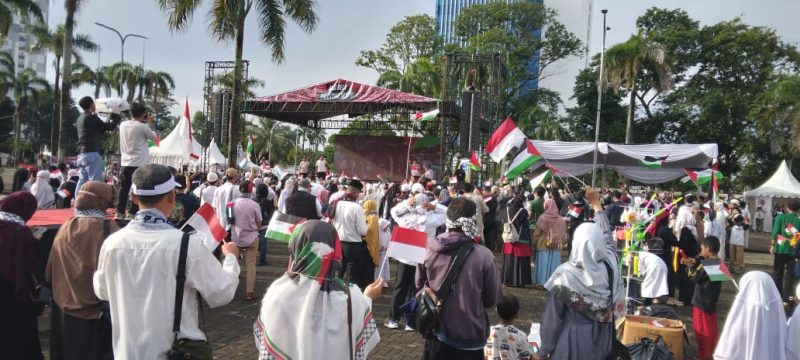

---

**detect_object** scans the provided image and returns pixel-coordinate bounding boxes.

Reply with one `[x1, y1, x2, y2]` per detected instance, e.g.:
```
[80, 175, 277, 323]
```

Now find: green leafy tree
[0, 0, 42, 39]
[158, 0, 319, 168]
[26, 23, 97, 151]
[213, 72, 264, 99]
[10, 67, 51, 164]
[57, 0, 84, 161]
[564, 67, 627, 142]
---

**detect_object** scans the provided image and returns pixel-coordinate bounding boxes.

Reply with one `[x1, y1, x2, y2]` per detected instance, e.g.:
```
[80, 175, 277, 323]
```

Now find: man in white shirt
[386, 192, 447, 330]
[93, 164, 240, 359]
[330, 179, 370, 289]
[213, 168, 242, 231]
[115, 102, 156, 220]
[193, 172, 219, 206]
[315, 156, 328, 180]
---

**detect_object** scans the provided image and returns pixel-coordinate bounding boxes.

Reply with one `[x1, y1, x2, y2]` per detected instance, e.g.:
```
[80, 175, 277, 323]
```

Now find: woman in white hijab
[253, 220, 383, 359]
[715, 271, 787, 360]
[536, 222, 625, 360]
[30, 170, 55, 209]
[277, 177, 295, 213]
[787, 283, 800, 360]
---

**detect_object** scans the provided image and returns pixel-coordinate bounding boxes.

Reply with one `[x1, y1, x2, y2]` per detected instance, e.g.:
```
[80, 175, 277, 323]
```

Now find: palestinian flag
[529, 169, 552, 191]
[413, 109, 439, 122]
[638, 155, 668, 169]
[148, 134, 161, 148]
[777, 234, 788, 245]
[266, 212, 304, 243]
[711, 169, 719, 203]
[787, 223, 798, 235]
[701, 259, 733, 282]
[683, 169, 724, 185]
[504, 139, 542, 179]
[486, 117, 527, 162]
[567, 204, 583, 219]
[469, 151, 481, 171]
[246, 135, 255, 156]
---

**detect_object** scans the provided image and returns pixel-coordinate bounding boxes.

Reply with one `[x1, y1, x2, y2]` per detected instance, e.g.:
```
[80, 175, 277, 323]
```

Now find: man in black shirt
[285, 178, 322, 220]
[75, 96, 121, 192]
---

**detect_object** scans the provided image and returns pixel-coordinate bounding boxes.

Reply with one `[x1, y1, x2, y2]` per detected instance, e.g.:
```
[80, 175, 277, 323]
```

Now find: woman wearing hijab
[0, 191, 43, 360]
[46, 181, 119, 359]
[500, 194, 532, 287]
[536, 222, 625, 360]
[787, 284, 800, 360]
[31, 170, 55, 209]
[253, 220, 384, 359]
[715, 271, 787, 360]
[11, 167, 28, 192]
[277, 177, 295, 213]
[363, 199, 382, 273]
[533, 198, 567, 287]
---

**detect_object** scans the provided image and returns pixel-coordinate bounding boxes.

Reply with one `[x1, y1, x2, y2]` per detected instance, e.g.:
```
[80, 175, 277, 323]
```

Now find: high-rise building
[0, 0, 50, 79]
[435, 0, 544, 94]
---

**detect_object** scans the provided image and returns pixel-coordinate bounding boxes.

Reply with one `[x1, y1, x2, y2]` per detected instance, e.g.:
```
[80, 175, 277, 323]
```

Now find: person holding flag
[771, 201, 800, 300]
[684, 236, 724, 360]
[93, 164, 241, 359]
[384, 192, 447, 331]
[116, 102, 156, 220]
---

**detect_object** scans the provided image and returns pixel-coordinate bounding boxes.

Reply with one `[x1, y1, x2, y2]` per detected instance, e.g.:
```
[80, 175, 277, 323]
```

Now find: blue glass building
[435, 0, 544, 95]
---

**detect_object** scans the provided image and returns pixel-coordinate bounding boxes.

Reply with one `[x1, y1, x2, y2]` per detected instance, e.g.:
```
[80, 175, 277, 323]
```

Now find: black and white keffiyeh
[446, 215, 479, 239]
[0, 211, 25, 226]
[127, 208, 175, 230]
[74, 209, 107, 218]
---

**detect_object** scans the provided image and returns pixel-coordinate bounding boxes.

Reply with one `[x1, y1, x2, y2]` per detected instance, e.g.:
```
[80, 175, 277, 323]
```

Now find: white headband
[131, 176, 180, 196]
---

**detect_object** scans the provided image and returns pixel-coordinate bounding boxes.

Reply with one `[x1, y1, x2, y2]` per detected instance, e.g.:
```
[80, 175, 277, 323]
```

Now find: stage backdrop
[334, 135, 441, 181]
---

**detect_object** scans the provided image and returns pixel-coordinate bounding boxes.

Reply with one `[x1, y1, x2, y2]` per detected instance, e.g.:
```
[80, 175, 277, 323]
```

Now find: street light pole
[94, 22, 148, 94]
[591, 10, 609, 188]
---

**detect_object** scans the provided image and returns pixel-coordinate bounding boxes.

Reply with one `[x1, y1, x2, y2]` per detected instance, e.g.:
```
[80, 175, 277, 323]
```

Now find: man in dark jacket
[285, 178, 321, 220]
[606, 190, 626, 229]
[75, 96, 121, 192]
[417, 197, 500, 359]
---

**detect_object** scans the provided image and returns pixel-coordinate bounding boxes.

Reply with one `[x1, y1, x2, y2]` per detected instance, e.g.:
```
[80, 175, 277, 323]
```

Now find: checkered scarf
[446, 215, 479, 239]
[74, 209, 107, 218]
[0, 211, 25, 226]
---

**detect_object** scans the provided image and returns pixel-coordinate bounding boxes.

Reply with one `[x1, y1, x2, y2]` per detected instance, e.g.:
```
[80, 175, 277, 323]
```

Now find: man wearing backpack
[416, 197, 501, 359]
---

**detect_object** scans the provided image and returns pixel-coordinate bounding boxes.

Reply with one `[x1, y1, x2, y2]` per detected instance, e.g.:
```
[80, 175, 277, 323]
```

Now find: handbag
[502, 208, 524, 243]
[415, 241, 474, 335]
[167, 232, 213, 360]
[604, 261, 631, 360]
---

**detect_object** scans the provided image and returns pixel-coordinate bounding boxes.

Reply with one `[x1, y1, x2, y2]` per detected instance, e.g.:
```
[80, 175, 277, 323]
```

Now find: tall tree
[26, 23, 97, 152]
[11, 67, 50, 163]
[57, 0, 82, 161]
[213, 72, 264, 99]
[0, 0, 42, 39]
[158, 0, 319, 168]
[564, 67, 627, 142]
[603, 33, 671, 144]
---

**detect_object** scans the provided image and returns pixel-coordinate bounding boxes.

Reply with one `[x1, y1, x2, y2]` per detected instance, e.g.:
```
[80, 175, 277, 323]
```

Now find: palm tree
[10, 66, 50, 164]
[306, 128, 326, 152]
[58, 0, 84, 161]
[68, 62, 96, 89]
[377, 57, 440, 97]
[158, 0, 319, 167]
[93, 65, 112, 98]
[603, 32, 671, 144]
[104, 62, 142, 100]
[0, 0, 43, 39]
[26, 23, 97, 152]
[214, 72, 264, 99]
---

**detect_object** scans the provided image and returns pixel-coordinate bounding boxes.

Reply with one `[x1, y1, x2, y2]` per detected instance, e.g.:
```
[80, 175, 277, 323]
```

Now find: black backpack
[415, 241, 474, 335]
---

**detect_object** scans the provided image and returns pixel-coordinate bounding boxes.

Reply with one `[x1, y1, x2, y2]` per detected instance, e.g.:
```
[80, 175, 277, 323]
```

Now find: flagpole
[591, 9, 609, 188]
[377, 247, 390, 282]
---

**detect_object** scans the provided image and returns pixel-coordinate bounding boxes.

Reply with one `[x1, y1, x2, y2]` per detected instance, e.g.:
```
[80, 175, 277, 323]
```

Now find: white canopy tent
[745, 160, 800, 232]
[525, 141, 718, 184]
[200, 139, 227, 168]
[149, 115, 202, 169]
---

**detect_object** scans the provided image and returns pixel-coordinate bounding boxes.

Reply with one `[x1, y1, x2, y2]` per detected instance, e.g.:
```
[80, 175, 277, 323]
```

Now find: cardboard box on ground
[618, 315, 687, 360]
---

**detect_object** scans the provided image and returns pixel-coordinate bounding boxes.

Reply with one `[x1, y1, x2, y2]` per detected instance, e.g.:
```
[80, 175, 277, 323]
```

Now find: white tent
[149, 114, 202, 168]
[526, 141, 718, 184]
[745, 160, 800, 232]
[200, 139, 227, 167]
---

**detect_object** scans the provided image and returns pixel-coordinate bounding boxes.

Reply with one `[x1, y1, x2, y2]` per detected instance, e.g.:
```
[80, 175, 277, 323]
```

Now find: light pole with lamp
[267, 121, 280, 166]
[94, 22, 147, 93]
[591, 9, 609, 188]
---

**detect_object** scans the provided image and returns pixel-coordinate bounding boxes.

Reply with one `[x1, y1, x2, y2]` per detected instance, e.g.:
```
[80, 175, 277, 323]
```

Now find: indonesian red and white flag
[386, 226, 427, 265]
[183, 203, 227, 251]
[181, 98, 200, 160]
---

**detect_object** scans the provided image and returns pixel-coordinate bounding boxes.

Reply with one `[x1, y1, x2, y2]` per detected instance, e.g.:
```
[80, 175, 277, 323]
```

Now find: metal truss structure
[202, 60, 249, 146]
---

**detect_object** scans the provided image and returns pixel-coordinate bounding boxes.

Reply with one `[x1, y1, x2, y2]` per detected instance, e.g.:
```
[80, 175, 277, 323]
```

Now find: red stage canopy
[243, 78, 438, 127]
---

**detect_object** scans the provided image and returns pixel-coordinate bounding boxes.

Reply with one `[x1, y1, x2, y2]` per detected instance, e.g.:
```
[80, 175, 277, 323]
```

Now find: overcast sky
[47, 0, 799, 116]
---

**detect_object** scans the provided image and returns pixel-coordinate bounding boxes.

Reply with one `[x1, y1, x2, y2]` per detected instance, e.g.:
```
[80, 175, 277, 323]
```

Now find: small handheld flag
[701, 259, 733, 282]
[787, 223, 797, 235]
[413, 109, 439, 122]
[386, 226, 428, 265]
[266, 212, 304, 243]
[56, 189, 72, 199]
[469, 151, 481, 171]
[182, 203, 227, 252]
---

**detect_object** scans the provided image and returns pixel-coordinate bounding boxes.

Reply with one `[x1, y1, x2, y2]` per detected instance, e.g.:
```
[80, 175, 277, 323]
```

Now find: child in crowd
[484, 291, 532, 360]
[685, 236, 723, 360]
[638, 238, 670, 305]
[729, 213, 746, 273]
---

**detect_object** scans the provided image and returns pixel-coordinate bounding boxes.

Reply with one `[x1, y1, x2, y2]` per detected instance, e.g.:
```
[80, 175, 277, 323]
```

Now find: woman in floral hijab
[254, 220, 384, 359]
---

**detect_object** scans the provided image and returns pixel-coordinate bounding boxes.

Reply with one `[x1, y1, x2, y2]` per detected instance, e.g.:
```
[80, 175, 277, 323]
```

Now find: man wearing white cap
[93, 164, 240, 359]
[193, 172, 219, 207]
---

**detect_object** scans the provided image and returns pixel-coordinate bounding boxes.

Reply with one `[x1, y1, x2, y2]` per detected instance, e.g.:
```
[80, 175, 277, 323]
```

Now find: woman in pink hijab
[533, 198, 568, 287]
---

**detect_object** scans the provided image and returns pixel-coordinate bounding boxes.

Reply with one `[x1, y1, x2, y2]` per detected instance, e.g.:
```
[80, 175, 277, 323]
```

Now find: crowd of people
[2, 96, 800, 359]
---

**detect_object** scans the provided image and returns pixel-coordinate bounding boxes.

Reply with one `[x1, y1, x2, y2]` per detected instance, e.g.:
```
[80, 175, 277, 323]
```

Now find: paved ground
[39, 231, 781, 359]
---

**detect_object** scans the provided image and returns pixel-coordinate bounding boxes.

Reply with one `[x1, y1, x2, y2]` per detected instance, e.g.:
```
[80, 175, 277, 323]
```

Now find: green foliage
[563, 67, 627, 142]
